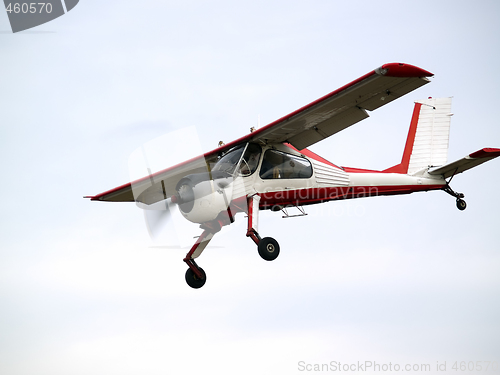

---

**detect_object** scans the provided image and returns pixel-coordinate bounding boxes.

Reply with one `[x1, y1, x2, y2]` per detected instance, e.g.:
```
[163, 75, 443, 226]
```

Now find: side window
[259, 149, 313, 179]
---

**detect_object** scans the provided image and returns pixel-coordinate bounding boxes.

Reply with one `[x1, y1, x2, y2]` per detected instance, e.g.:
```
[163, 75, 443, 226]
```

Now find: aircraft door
[256, 149, 314, 201]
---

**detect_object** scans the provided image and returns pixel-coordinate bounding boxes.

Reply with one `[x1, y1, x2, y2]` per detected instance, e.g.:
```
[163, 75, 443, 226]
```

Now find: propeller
[138, 198, 175, 240]
[128, 126, 254, 247]
[137, 179, 205, 246]
[128, 127, 215, 247]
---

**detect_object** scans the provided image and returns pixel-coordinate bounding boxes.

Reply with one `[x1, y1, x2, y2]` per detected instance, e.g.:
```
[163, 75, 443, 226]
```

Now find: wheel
[456, 198, 467, 211]
[258, 237, 280, 261]
[185, 267, 206, 289]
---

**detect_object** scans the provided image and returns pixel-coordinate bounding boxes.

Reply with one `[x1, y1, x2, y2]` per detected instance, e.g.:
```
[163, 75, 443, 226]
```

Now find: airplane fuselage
[178, 142, 446, 225]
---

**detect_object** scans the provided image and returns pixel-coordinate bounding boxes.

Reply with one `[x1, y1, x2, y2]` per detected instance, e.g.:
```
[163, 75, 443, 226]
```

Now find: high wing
[428, 148, 500, 179]
[248, 62, 433, 150]
[87, 62, 432, 203]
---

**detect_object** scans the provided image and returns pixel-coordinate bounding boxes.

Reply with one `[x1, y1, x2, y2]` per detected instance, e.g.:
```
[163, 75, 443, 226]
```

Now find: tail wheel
[258, 237, 280, 261]
[456, 198, 467, 211]
[185, 267, 206, 289]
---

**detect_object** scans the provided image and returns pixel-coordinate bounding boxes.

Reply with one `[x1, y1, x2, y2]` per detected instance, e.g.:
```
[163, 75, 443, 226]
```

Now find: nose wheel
[185, 267, 206, 289]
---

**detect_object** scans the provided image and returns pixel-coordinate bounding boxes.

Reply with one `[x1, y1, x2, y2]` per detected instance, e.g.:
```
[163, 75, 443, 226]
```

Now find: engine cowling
[175, 173, 233, 224]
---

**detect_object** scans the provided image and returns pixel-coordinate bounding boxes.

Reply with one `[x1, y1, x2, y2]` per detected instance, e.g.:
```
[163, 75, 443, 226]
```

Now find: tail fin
[384, 97, 453, 174]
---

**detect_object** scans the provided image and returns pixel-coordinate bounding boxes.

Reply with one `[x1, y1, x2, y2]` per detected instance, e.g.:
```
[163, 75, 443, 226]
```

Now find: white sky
[1, 1, 499, 374]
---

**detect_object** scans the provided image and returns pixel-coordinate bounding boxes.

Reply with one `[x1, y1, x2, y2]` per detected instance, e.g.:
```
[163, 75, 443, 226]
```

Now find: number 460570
[5, 3, 53, 14]
[452, 361, 498, 371]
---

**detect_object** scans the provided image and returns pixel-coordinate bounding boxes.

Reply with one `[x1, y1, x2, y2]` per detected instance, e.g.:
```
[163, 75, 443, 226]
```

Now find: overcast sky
[1, 1, 499, 374]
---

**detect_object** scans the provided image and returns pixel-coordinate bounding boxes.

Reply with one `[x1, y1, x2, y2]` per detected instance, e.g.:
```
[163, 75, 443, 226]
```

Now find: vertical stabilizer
[384, 97, 452, 174]
[408, 97, 452, 174]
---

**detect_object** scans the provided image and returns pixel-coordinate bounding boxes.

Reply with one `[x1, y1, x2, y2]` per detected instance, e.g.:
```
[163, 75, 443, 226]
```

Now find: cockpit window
[213, 145, 245, 174]
[259, 149, 313, 179]
[212, 143, 262, 176]
[239, 143, 262, 176]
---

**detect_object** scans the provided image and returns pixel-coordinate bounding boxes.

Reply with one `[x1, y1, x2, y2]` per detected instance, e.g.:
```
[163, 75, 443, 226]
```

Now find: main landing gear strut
[183, 194, 280, 289]
[246, 195, 280, 261]
[443, 183, 467, 211]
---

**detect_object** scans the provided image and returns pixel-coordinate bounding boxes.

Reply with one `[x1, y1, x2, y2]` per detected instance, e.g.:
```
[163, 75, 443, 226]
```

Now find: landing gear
[258, 237, 280, 261]
[247, 194, 280, 261]
[443, 182, 467, 211]
[185, 267, 206, 289]
[181, 194, 280, 288]
[183, 229, 215, 289]
[456, 198, 467, 211]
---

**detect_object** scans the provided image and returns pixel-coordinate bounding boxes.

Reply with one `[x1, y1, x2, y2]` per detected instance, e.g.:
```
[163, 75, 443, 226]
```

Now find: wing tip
[378, 63, 434, 78]
[469, 148, 500, 159]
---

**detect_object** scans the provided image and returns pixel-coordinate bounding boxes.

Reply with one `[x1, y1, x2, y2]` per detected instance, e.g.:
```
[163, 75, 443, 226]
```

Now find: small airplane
[86, 63, 500, 289]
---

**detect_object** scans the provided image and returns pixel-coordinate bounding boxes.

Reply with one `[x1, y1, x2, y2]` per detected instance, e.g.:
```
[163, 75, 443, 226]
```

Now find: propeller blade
[141, 198, 173, 240]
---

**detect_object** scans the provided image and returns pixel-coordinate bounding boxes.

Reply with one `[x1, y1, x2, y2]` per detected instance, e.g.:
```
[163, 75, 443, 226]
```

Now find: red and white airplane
[86, 63, 500, 288]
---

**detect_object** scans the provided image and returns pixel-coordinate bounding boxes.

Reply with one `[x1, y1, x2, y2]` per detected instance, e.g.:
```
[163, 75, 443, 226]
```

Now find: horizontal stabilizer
[428, 148, 500, 178]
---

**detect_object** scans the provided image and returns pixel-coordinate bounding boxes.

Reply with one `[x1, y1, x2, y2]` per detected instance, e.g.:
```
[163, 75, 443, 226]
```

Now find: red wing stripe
[469, 148, 500, 159]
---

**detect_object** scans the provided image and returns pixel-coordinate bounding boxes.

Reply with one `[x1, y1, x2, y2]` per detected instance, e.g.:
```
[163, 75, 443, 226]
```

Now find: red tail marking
[383, 102, 422, 174]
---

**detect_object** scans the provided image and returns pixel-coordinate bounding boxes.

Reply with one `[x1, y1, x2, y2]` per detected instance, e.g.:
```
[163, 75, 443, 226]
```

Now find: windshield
[213, 143, 262, 176]
[213, 145, 245, 174]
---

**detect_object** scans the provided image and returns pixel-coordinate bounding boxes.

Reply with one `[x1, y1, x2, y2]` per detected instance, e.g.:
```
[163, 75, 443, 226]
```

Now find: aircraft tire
[258, 237, 280, 261]
[185, 267, 206, 289]
[456, 198, 467, 211]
